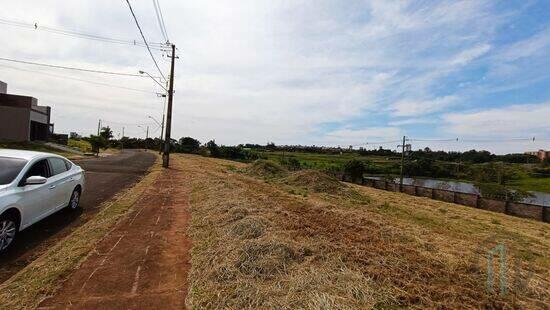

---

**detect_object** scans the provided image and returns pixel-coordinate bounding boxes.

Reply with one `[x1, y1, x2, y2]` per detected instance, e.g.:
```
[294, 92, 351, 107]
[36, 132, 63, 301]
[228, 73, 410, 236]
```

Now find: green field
[260, 151, 399, 170]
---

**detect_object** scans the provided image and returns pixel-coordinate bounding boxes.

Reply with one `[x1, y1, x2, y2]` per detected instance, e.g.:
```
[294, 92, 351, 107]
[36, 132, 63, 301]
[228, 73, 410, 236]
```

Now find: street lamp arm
[139, 70, 168, 92]
[147, 116, 162, 127]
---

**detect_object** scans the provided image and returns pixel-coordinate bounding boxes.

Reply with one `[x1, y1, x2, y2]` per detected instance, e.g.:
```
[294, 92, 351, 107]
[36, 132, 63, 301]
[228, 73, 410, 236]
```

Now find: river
[365, 176, 550, 207]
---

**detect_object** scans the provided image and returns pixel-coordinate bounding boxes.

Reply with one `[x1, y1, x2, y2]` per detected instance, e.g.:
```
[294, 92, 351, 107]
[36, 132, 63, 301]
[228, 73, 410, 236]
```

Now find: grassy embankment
[0, 156, 161, 309]
[183, 156, 549, 309]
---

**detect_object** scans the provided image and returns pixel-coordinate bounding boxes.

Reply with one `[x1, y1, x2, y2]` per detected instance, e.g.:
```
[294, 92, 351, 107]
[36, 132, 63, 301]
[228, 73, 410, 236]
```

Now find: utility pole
[399, 135, 406, 192]
[159, 114, 165, 154]
[163, 43, 176, 168]
[97, 119, 101, 135]
[146, 125, 149, 150]
[121, 127, 125, 152]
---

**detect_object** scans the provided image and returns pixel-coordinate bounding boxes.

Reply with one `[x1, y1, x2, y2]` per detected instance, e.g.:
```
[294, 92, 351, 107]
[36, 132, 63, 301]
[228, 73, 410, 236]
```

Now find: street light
[139, 70, 167, 91]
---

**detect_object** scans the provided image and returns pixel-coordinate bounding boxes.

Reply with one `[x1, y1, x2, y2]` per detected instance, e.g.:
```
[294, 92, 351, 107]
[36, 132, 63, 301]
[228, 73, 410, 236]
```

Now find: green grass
[508, 177, 550, 193]
[260, 151, 399, 171]
[67, 139, 92, 153]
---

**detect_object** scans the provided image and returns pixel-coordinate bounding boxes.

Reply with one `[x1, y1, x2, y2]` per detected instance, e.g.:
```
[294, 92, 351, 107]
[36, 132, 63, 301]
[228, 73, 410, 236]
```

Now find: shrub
[344, 160, 365, 183]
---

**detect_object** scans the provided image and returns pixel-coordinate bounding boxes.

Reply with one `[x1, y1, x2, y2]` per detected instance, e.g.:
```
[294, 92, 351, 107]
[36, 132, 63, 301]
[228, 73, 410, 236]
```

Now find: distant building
[525, 150, 550, 162]
[70, 132, 81, 139]
[0, 81, 53, 142]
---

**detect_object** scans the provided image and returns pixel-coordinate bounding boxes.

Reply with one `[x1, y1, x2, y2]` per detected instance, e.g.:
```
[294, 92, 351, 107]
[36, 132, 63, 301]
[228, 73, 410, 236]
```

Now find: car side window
[24, 159, 50, 179]
[48, 158, 69, 176]
[64, 160, 72, 170]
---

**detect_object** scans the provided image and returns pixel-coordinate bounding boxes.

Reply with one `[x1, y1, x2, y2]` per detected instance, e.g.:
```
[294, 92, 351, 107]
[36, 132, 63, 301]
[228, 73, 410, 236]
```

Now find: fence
[361, 178, 550, 223]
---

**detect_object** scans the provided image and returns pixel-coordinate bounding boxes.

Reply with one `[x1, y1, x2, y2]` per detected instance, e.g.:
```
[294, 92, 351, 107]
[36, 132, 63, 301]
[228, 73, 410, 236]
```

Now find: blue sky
[0, 0, 549, 153]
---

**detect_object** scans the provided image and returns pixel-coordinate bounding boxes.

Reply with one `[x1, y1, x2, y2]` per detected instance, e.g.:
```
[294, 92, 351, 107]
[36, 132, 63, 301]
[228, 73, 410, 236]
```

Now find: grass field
[67, 138, 92, 153]
[260, 150, 399, 171]
[509, 177, 550, 193]
[184, 155, 549, 309]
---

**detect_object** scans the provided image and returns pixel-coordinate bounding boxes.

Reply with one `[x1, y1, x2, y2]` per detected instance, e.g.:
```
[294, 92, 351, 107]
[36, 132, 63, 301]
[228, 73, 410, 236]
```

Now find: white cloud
[448, 44, 491, 66]
[388, 118, 437, 126]
[442, 102, 550, 137]
[0, 0, 543, 152]
[389, 96, 458, 117]
[323, 127, 402, 146]
[494, 27, 550, 62]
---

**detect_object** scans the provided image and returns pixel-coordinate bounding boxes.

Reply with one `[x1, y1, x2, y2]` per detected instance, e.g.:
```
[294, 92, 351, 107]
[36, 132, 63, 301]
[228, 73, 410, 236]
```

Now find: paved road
[0, 150, 156, 283]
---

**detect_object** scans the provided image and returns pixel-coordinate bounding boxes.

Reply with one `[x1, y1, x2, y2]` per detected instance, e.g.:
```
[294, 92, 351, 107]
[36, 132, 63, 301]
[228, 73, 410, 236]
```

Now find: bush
[88, 135, 107, 154]
[279, 157, 301, 171]
[68, 139, 92, 153]
[344, 160, 365, 183]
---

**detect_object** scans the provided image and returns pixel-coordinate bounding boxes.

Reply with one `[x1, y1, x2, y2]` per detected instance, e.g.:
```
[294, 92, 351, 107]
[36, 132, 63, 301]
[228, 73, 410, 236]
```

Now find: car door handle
[49, 185, 56, 189]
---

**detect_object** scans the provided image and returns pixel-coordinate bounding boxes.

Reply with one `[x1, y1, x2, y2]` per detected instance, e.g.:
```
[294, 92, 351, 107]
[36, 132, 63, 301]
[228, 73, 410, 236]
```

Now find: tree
[206, 140, 221, 157]
[178, 137, 201, 153]
[89, 135, 107, 155]
[266, 142, 276, 150]
[99, 126, 113, 141]
[344, 159, 366, 183]
[476, 182, 534, 202]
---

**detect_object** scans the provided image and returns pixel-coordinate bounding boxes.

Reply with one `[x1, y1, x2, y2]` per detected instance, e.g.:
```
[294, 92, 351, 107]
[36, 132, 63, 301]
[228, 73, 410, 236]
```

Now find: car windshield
[0, 157, 28, 185]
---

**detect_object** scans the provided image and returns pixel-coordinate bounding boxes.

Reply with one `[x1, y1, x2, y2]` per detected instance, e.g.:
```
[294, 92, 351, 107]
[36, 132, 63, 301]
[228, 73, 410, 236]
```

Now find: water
[365, 176, 550, 207]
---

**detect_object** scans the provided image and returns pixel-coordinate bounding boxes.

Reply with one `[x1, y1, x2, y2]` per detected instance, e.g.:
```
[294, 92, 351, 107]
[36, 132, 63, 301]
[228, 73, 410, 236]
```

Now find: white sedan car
[0, 149, 85, 252]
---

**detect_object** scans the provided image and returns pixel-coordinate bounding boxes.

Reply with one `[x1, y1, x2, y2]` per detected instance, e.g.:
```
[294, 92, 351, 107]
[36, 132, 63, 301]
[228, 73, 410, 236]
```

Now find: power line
[0, 56, 155, 78]
[125, 0, 167, 82]
[152, 0, 169, 43]
[351, 137, 549, 148]
[0, 17, 167, 50]
[0, 63, 156, 94]
[101, 119, 156, 127]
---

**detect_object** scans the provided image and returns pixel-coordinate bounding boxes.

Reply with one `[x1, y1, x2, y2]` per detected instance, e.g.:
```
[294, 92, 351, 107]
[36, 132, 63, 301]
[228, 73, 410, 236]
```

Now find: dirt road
[0, 150, 156, 283]
[39, 161, 191, 309]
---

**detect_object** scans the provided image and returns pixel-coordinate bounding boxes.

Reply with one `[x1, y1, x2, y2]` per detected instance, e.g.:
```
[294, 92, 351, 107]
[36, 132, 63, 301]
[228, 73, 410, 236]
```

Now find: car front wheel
[68, 189, 81, 210]
[0, 215, 18, 253]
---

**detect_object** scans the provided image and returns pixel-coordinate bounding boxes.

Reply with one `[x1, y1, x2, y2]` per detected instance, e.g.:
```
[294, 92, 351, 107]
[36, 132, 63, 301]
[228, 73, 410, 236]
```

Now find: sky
[0, 0, 549, 154]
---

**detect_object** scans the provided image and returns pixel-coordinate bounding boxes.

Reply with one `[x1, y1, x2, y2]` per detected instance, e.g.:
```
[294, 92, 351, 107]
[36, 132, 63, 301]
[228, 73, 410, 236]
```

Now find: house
[525, 150, 550, 162]
[0, 81, 53, 142]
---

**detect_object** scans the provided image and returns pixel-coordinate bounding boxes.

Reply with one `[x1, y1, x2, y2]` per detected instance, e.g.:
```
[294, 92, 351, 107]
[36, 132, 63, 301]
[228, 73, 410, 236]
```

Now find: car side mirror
[25, 176, 47, 185]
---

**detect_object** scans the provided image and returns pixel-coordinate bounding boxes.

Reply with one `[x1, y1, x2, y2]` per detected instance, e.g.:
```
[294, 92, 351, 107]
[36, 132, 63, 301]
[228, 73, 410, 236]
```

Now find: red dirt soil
[38, 167, 191, 309]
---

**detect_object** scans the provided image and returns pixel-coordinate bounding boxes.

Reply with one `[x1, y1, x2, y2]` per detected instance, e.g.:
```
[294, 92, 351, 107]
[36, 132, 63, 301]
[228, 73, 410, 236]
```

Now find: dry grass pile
[282, 169, 345, 194]
[181, 154, 549, 309]
[230, 217, 268, 239]
[246, 159, 288, 178]
[236, 239, 302, 278]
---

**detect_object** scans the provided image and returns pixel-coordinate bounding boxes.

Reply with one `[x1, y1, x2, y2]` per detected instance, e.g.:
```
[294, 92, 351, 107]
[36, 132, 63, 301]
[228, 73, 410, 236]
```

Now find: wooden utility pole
[159, 114, 164, 154]
[399, 135, 406, 192]
[163, 44, 176, 168]
[97, 119, 101, 135]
